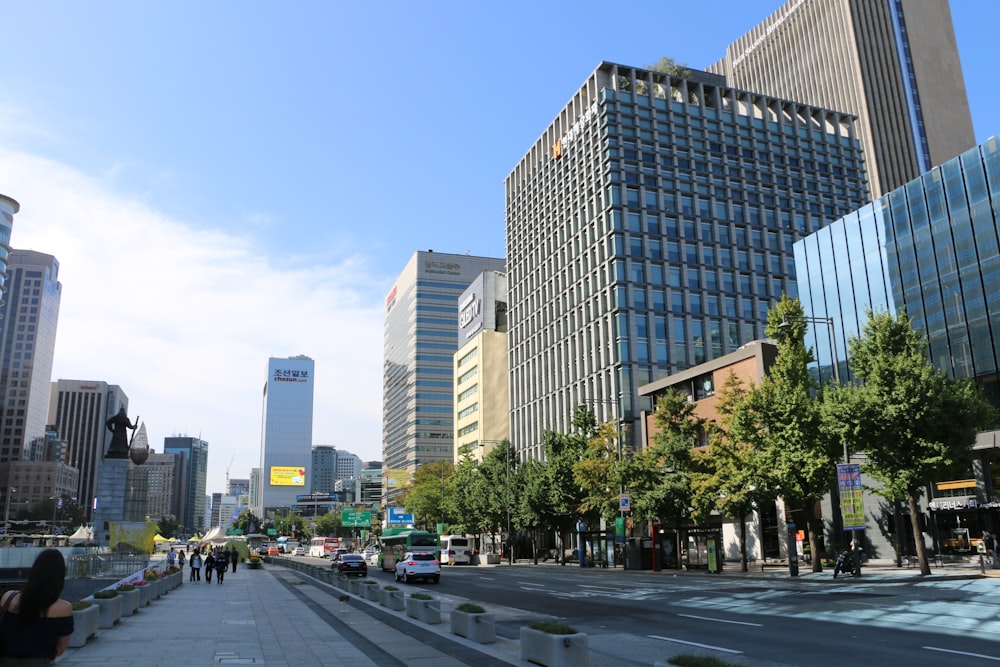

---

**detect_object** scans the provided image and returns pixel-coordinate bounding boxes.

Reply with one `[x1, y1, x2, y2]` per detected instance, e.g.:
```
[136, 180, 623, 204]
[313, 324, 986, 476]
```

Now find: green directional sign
[341, 509, 372, 527]
[267, 528, 278, 537]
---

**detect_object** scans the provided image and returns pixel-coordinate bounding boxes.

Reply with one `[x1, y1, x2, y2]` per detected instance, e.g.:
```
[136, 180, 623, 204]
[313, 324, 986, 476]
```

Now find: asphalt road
[356, 562, 1000, 666]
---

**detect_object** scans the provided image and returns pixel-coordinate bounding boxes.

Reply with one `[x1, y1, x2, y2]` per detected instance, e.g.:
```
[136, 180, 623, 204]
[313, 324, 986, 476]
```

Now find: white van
[440, 535, 472, 565]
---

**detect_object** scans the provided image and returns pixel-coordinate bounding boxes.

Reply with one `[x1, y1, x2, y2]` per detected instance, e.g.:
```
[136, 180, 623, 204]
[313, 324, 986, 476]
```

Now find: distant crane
[225, 454, 235, 492]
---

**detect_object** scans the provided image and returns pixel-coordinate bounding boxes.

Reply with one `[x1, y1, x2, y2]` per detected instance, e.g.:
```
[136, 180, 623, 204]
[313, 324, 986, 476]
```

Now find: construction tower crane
[225, 454, 235, 491]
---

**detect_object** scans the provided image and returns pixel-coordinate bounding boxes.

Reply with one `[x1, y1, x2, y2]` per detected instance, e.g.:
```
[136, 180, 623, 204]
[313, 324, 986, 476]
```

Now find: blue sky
[0, 1, 997, 495]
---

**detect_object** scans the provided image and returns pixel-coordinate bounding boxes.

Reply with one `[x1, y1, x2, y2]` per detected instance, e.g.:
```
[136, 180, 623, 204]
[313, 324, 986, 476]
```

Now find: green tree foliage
[574, 421, 626, 521]
[402, 460, 453, 530]
[512, 458, 551, 563]
[826, 310, 997, 575]
[751, 295, 841, 572]
[645, 56, 691, 77]
[629, 389, 703, 527]
[312, 511, 343, 538]
[157, 516, 180, 539]
[445, 454, 490, 536]
[692, 373, 777, 571]
[232, 510, 263, 536]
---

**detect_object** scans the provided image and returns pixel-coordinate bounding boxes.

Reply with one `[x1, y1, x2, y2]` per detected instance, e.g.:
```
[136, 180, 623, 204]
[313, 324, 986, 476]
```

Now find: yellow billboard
[270, 466, 306, 486]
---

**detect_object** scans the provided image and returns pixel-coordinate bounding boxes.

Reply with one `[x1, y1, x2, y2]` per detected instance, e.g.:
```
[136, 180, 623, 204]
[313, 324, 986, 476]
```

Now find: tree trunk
[532, 529, 539, 565]
[909, 493, 931, 575]
[739, 515, 748, 572]
[892, 500, 903, 568]
[804, 503, 824, 572]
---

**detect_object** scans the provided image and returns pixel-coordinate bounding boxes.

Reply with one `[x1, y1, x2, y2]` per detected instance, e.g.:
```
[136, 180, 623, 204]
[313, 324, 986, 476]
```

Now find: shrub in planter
[520, 620, 589, 667]
[405, 593, 440, 624]
[69, 601, 98, 648]
[450, 602, 495, 644]
[380, 585, 405, 611]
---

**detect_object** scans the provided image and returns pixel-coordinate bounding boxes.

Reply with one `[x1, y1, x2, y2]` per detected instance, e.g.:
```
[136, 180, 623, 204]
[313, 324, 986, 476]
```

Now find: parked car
[293, 545, 305, 557]
[362, 549, 380, 565]
[335, 553, 368, 577]
[394, 552, 440, 584]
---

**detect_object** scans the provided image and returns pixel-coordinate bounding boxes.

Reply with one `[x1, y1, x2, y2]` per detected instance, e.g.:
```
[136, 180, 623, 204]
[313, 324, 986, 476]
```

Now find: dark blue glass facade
[794, 136, 1000, 405]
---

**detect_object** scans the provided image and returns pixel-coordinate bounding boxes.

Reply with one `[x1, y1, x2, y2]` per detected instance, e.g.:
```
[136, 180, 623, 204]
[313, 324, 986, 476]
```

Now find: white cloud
[0, 149, 386, 493]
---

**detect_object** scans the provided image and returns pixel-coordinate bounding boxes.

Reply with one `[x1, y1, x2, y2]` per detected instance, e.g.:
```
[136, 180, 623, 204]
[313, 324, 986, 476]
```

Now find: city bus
[379, 529, 439, 571]
[309, 536, 341, 558]
[439, 534, 472, 565]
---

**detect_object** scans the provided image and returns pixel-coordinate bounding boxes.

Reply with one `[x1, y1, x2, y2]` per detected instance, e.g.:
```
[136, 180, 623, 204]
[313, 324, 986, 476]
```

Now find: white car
[394, 551, 440, 584]
[293, 545, 305, 557]
[362, 549, 379, 565]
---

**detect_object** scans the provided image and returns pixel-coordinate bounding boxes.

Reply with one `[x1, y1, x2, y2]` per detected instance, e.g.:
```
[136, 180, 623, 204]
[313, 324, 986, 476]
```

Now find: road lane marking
[649, 635, 742, 654]
[923, 646, 1000, 661]
[677, 613, 762, 627]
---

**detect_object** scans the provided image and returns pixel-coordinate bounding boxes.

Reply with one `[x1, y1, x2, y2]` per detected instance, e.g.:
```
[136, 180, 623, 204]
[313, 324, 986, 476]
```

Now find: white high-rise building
[254, 356, 314, 518]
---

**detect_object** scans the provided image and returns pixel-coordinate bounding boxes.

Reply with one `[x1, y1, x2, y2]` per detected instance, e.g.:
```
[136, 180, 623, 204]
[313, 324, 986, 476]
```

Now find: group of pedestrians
[167, 546, 241, 584]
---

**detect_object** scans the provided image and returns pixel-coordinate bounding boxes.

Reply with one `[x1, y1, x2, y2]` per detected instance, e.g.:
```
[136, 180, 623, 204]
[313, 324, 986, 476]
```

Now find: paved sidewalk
[53, 556, 998, 667]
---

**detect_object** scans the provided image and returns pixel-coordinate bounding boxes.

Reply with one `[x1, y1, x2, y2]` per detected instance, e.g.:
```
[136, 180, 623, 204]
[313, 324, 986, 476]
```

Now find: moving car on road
[335, 553, 368, 577]
[394, 552, 440, 584]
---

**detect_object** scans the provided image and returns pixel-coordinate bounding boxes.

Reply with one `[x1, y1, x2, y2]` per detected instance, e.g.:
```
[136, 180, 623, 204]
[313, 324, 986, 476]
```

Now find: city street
[361, 561, 1000, 666]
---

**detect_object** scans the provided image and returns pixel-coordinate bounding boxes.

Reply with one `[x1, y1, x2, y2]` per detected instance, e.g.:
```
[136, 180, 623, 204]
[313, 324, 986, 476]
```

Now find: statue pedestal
[92, 459, 130, 547]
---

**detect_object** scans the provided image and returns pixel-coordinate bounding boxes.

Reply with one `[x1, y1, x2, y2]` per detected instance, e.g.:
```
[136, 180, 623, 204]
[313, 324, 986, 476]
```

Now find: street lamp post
[3, 487, 15, 538]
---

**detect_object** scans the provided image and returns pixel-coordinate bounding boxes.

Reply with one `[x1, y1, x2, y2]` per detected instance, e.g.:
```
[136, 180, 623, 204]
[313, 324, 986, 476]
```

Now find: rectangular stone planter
[348, 578, 363, 596]
[137, 582, 153, 607]
[93, 595, 123, 629]
[68, 605, 99, 648]
[405, 597, 440, 624]
[380, 588, 404, 611]
[450, 609, 496, 644]
[336, 575, 350, 591]
[485, 554, 501, 565]
[520, 626, 589, 667]
[118, 588, 140, 616]
[362, 582, 380, 601]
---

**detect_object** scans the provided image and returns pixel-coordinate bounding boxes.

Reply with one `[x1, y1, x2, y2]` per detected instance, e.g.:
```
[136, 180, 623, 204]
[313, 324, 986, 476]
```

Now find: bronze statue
[105, 406, 138, 459]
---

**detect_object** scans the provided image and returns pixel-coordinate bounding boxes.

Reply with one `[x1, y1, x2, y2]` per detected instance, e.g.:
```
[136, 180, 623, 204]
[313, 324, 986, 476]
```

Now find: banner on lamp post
[837, 463, 866, 530]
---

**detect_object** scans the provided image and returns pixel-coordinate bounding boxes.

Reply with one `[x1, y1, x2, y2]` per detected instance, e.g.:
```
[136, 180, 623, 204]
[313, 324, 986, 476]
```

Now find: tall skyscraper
[506, 62, 870, 457]
[708, 0, 974, 199]
[48, 380, 129, 521]
[0, 250, 62, 463]
[255, 355, 314, 517]
[311, 445, 339, 494]
[163, 435, 209, 535]
[382, 251, 505, 502]
[0, 195, 18, 296]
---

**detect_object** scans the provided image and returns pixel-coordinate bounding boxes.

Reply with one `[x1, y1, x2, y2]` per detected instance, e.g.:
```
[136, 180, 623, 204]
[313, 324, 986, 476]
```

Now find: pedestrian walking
[190, 550, 202, 582]
[215, 550, 228, 584]
[231, 551, 239, 572]
[178, 549, 186, 572]
[166, 547, 176, 568]
[204, 551, 215, 583]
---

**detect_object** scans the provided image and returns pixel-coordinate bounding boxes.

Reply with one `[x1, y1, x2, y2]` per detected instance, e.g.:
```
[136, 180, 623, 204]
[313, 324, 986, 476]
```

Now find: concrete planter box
[485, 554, 501, 565]
[93, 595, 122, 629]
[68, 605, 99, 648]
[348, 578, 363, 596]
[169, 572, 183, 589]
[450, 609, 496, 643]
[362, 582, 380, 601]
[380, 588, 404, 611]
[405, 596, 440, 624]
[520, 626, 589, 667]
[118, 588, 140, 616]
[247, 560, 263, 569]
[336, 575, 350, 591]
[137, 583, 153, 607]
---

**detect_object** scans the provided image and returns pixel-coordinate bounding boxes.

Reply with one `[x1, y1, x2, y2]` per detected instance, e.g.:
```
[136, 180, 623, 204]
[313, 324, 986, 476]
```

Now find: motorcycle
[832, 549, 860, 578]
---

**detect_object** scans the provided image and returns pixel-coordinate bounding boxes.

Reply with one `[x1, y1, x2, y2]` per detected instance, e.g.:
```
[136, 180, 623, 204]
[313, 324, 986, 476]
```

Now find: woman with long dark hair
[0, 548, 74, 663]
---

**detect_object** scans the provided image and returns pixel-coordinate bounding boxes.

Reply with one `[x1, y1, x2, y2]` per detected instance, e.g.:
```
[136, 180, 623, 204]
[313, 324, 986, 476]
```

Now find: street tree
[752, 295, 841, 572]
[629, 389, 703, 529]
[574, 420, 626, 521]
[825, 310, 997, 575]
[402, 460, 453, 530]
[313, 511, 343, 538]
[692, 373, 778, 571]
[445, 454, 489, 537]
[512, 457, 552, 564]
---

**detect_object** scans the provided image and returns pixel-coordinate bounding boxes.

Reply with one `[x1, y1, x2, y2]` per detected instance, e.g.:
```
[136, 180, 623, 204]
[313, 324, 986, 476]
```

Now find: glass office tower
[163, 436, 209, 536]
[256, 355, 314, 517]
[794, 135, 1000, 405]
[382, 251, 505, 504]
[506, 62, 871, 458]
